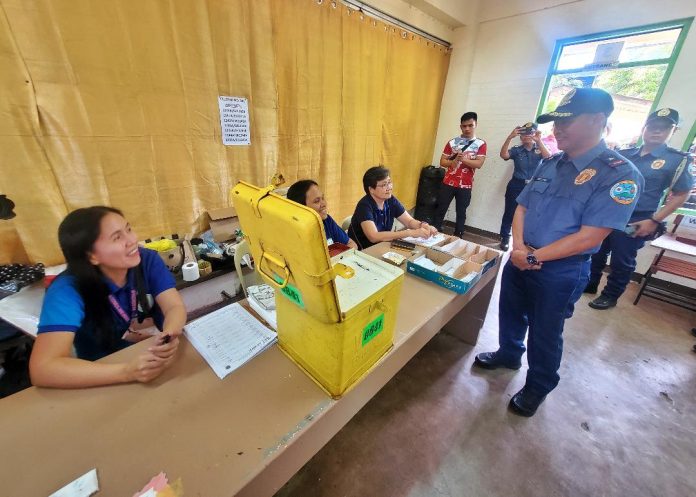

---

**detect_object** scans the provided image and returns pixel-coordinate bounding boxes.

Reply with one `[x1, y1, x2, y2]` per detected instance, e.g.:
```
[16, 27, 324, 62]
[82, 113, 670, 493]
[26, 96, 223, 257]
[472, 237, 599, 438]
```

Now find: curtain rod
[339, 0, 451, 48]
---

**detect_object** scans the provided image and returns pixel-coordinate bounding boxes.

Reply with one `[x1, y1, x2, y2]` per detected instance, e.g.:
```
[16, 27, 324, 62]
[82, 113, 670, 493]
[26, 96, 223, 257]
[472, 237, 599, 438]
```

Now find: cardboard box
[428, 237, 501, 275]
[440, 239, 478, 260]
[207, 207, 240, 242]
[469, 246, 501, 274]
[406, 248, 482, 294]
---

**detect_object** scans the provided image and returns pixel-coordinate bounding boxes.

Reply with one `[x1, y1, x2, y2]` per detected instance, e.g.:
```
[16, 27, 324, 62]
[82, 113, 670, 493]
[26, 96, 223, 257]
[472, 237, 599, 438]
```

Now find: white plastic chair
[233, 239, 264, 299]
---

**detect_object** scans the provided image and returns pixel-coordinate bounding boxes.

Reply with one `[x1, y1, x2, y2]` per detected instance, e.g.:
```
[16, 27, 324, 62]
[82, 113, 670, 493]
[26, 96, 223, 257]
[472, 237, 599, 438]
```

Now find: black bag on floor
[415, 165, 445, 221]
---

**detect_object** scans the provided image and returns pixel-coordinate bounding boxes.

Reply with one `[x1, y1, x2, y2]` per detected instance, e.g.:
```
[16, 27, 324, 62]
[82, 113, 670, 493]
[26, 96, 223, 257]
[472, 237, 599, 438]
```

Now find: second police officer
[474, 88, 644, 417]
[586, 107, 694, 309]
[498, 122, 552, 251]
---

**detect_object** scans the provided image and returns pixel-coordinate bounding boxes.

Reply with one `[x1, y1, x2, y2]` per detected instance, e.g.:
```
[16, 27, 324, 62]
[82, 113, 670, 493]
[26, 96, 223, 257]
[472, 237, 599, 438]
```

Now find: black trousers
[434, 184, 471, 236]
[499, 178, 527, 238]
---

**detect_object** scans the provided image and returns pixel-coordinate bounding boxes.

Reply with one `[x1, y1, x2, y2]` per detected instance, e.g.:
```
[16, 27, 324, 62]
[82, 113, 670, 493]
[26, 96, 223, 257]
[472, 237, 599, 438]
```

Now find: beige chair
[341, 216, 352, 231]
[233, 239, 264, 299]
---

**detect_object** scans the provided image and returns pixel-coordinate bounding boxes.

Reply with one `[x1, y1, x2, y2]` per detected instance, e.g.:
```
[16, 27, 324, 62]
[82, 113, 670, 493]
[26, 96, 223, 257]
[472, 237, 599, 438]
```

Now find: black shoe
[583, 282, 598, 294]
[691, 328, 696, 338]
[473, 352, 521, 370]
[500, 237, 510, 251]
[509, 387, 547, 417]
[588, 295, 617, 310]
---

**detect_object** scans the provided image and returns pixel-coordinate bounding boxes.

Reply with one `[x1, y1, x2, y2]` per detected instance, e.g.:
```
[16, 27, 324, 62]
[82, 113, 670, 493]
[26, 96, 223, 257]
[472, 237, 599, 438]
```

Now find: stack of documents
[401, 232, 446, 247]
[184, 303, 277, 379]
[247, 284, 276, 310]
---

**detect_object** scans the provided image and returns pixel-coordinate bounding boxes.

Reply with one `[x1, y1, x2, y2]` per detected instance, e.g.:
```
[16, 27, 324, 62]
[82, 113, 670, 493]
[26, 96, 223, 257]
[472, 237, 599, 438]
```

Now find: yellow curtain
[0, 0, 449, 264]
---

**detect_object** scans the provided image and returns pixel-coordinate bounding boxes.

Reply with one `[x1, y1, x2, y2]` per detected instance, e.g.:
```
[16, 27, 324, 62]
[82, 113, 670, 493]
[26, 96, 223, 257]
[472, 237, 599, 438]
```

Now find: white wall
[357, 0, 463, 42]
[432, 0, 696, 284]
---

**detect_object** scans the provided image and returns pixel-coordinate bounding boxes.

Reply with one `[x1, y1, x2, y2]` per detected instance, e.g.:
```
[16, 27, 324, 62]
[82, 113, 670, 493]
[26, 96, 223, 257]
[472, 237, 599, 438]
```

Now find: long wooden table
[0, 243, 499, 496]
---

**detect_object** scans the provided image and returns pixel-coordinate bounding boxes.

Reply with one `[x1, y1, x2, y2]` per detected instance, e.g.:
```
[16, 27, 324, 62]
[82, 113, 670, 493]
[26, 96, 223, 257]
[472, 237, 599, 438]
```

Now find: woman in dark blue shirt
[287, 180, 358, 249]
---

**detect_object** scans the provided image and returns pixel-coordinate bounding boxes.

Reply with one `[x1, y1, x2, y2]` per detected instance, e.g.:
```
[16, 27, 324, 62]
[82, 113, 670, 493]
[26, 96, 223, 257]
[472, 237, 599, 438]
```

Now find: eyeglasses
[375, 181, 393, 189]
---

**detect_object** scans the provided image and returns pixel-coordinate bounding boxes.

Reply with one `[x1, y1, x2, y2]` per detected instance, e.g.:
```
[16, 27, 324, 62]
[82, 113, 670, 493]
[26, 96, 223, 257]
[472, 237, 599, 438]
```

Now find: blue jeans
[497, 256, 590, 395]
[434, 184, 471, 236]
[499, 178, 526, 238]
[589, 230, 646, 300]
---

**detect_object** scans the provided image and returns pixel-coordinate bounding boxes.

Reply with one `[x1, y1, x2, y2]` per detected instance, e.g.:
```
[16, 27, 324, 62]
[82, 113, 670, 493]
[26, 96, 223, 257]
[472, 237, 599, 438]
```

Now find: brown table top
[0, 243, 499, 496]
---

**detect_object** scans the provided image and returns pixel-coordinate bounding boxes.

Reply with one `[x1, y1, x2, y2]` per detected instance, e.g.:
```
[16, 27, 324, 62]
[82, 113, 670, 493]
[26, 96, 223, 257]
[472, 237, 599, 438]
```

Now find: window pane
[557, 28, 681, 71]
[618, 29, 681, 63]
[595, 65, 667, 101]
[539, 65, 668, 149]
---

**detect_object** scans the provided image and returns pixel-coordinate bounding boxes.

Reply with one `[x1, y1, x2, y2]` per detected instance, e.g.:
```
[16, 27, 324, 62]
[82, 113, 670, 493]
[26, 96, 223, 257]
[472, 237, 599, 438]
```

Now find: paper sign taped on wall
[218, 96, 251, 145]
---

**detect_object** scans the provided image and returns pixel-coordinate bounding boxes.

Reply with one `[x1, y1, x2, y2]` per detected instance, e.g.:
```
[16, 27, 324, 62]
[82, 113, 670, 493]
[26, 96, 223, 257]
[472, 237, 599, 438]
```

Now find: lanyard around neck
[109, 289, 137, 323]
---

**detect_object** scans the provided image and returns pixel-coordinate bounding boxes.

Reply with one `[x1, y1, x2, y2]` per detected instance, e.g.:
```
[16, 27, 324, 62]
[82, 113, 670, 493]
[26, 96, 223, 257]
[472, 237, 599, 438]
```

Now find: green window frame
[676, 120, 696, 216]
[536, 18, 693, 119]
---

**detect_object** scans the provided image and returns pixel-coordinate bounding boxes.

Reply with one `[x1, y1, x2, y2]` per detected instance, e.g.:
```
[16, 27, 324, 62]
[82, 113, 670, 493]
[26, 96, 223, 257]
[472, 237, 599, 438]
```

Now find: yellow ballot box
[231, 182, 404, 397]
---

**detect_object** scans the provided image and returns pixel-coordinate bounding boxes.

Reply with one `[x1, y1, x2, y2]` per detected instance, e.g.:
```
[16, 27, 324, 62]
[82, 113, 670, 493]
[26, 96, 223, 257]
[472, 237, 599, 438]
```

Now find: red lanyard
[108, 289, 137, 324]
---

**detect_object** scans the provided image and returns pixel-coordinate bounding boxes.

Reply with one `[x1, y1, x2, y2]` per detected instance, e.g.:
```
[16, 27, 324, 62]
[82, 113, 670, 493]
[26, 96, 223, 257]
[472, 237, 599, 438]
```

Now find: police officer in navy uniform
[474, 88, 644, 417]
[586, 108, 694, 309]
[498, 122, 552, 250]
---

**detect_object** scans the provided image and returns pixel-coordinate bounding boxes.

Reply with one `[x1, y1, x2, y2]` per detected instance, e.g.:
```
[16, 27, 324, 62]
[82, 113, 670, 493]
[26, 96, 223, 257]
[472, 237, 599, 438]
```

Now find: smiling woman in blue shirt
[29, 206, 187, 389]
[287, 179, 358, 249]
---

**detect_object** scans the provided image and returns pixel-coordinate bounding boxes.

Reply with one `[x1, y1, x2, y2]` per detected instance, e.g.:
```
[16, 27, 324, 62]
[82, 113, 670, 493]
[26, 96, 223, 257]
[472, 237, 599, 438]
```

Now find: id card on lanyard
[110, 287, 156, 343]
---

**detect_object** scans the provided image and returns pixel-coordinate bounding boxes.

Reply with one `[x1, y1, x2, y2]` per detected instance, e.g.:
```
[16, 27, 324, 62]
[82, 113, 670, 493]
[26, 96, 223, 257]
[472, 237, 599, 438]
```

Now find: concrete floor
[276, 245, 696, 497]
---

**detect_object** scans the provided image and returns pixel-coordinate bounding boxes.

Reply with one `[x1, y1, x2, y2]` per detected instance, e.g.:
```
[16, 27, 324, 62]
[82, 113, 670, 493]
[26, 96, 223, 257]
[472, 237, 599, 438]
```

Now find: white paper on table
[49, 468, 99, 497]
[247, 284, 276, 310]
[680, 215, 696, 233]
[184, 303, 277, 379]
[439, 257, 465, 276]
[651, 233, 696, 256]
[247, 295, 278, 330]
[413, 255, 438, 271]
[401, 233, 447, 247]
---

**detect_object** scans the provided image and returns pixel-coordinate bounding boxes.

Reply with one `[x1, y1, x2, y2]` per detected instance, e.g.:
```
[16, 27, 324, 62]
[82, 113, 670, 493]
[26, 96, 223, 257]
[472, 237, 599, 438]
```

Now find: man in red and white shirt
[433, 111, 487, 237]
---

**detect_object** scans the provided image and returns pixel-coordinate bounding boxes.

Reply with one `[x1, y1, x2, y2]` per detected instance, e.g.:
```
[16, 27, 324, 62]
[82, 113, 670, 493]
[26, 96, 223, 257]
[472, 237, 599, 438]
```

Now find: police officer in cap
[498, 122, 551, 250]
[474, 87, 644, 417]
[586, 108, 693, 309]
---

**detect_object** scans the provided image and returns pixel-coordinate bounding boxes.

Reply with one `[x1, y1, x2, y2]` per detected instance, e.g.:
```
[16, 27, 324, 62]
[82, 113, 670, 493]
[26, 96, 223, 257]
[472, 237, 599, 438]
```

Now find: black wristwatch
[526, 252, 540, 266]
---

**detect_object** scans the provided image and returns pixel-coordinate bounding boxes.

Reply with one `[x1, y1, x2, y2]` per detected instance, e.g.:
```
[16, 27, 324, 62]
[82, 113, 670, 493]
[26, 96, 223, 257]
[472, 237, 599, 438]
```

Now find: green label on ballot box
[362, 313, 385, 347]
[273, 274, 305, 309]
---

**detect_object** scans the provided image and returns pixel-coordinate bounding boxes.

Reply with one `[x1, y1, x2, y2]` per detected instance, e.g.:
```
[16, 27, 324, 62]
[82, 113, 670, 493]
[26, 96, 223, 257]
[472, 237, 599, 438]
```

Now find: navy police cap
[646, 107, 679, 126]
[537, 87, 614, 124]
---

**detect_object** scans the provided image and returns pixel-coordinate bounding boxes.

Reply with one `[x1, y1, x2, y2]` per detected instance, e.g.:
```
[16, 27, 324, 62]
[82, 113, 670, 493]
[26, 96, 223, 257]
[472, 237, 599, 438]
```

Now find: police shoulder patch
[610, 180, 638, 205]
